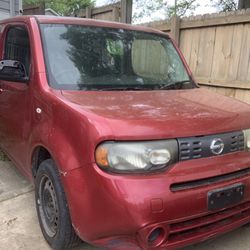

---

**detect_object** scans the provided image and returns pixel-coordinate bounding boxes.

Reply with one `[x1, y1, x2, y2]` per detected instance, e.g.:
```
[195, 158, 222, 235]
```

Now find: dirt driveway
[1, 160, 250, 250]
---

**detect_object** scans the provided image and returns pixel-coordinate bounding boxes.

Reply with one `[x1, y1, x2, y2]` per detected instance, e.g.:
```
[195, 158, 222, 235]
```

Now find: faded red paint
[0, 16, 250, 250]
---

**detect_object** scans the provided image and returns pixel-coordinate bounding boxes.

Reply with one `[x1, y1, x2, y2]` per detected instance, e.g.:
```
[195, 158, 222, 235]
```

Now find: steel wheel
[37, 174, 59, 238]
[35, 159, 81, 249]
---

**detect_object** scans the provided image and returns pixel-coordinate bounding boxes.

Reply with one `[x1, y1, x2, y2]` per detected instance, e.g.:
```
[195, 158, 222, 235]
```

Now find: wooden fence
[76, 2, 131, 23]
[76, 3, 120, 22]
[144, 9, 250, 104]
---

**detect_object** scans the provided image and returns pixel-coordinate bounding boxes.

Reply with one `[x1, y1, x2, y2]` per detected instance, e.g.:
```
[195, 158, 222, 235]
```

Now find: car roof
[0, 15, 167, 36]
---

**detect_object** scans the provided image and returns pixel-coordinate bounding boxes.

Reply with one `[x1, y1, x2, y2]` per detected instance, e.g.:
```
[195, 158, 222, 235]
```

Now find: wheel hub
[38, 175, 59, 238]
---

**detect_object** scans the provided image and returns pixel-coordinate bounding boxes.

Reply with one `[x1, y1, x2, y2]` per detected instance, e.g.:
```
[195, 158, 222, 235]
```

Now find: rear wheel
[35, 159, 81, 250]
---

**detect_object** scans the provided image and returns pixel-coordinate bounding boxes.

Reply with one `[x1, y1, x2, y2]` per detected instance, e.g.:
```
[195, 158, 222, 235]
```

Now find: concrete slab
[0, 160, 99, 250]
[0, 191, 98, 250]
[0, 160, 33, 202]
[1, 160, 250, 250]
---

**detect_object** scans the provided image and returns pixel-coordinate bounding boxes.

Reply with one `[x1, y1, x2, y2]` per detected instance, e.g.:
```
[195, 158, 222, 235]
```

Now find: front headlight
[95, 140, 178, 173]
[243, 129, 250, 151]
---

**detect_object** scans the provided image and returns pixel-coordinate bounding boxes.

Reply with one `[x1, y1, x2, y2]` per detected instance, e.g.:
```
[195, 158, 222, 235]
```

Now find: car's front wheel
[35, 159, 81, 250]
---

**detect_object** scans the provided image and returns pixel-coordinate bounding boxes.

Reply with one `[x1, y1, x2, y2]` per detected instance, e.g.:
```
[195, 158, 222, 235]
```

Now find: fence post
[121, 0, 132, 23]
[170, 15, 180, 45]
[86, 6, 92, 18]
[112, 6, 120, 22]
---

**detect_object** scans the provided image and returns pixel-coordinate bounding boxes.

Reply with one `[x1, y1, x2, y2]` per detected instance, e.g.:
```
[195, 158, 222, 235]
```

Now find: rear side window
[4, 26, 31, 76]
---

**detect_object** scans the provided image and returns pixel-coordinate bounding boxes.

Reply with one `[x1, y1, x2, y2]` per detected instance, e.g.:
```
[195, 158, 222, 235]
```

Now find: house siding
[0, 0, 22, 20]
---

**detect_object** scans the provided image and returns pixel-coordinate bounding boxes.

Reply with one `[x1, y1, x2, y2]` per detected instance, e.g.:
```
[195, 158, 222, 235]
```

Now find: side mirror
[0, 60, 29, 83]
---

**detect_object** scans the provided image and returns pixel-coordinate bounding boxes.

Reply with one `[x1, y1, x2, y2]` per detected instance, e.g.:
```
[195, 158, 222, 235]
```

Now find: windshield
[40, 24, 195, 91]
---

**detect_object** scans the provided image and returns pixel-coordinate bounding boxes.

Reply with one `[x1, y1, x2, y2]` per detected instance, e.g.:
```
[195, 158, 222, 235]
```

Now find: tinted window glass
[40, 24, 194, 91]
[4, 26, 31, 76]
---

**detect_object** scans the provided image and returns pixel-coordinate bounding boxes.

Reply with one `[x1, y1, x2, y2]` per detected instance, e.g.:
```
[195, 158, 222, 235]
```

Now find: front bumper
[62, 151, 250, 250]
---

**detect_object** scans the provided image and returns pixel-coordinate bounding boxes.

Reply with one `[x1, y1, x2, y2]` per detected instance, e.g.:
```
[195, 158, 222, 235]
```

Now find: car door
[0, 25, 32, 174]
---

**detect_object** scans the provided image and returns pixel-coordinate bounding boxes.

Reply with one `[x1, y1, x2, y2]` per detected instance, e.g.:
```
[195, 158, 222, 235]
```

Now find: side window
[4, 26, 31, 76]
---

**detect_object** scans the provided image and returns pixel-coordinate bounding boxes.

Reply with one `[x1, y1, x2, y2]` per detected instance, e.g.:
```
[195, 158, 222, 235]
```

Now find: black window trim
[2, 24, 31, 84]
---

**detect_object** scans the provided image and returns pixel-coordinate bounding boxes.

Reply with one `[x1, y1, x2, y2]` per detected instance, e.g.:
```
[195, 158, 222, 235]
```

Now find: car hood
[61, 88, 250, 140]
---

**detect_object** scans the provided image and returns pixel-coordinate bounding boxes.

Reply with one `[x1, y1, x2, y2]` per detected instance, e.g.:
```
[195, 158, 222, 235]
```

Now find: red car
[0, 15, 250, 250]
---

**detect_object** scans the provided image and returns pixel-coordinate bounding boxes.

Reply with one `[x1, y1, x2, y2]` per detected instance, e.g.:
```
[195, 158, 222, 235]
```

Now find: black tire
[35, 159, 81, 250]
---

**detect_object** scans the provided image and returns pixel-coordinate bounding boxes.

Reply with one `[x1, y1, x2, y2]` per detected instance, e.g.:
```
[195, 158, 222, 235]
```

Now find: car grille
[170, 167, 250, 192]
[166, 201, 250, 249]
[178, 131, 244, 161]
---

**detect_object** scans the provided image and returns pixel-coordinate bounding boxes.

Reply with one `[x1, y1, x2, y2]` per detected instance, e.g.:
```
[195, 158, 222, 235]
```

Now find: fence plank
[237, 23, 250, 81]
[180, 11, 250, 29]
[195, 27, 216, 78]
[228, 24, 244, 81]
[179, 29, 192, 65]
[112, 6, 120, 22]
[188, 28, 201, 75]
[248, 55, 250, 81]
[211, 26, 234, 81]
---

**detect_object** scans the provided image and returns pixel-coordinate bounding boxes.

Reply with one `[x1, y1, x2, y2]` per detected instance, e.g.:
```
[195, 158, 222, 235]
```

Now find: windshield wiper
[97, 86, 152, 91]
[159, 80, 193, 90]
[78, 84, 153, 91]
[105, 87, 150, 91]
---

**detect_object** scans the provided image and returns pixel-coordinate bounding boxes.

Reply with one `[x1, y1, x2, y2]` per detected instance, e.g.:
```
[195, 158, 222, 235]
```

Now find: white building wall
[0, 0, 22, 20]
